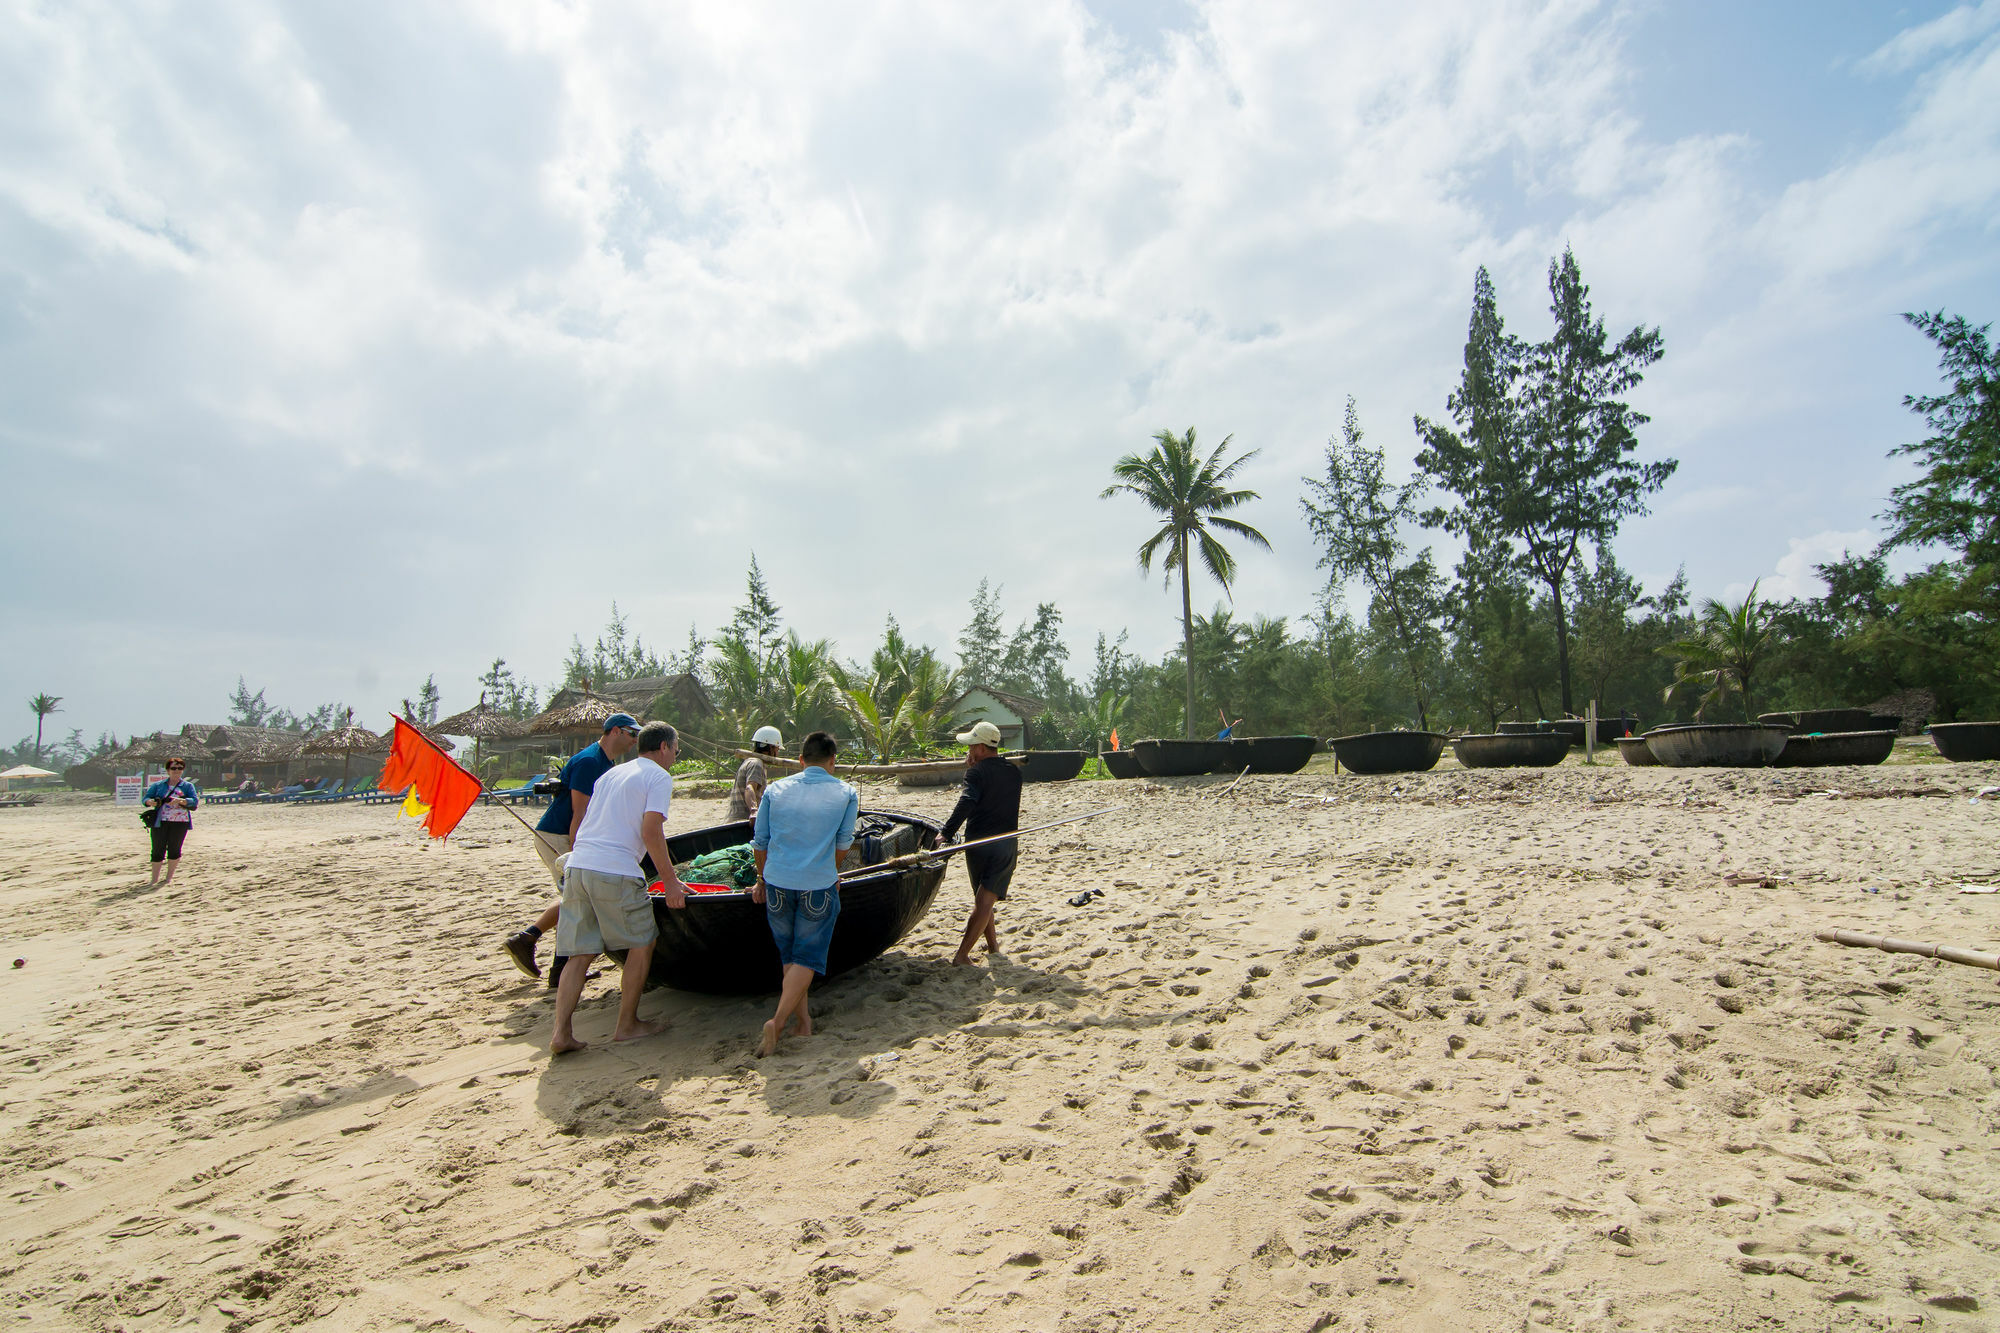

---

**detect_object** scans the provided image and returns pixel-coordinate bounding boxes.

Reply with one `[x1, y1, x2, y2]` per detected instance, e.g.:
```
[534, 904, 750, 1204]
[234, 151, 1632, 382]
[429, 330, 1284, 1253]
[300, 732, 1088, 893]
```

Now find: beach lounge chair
[295, 779, 357, 805]
[486, 774, 545, 805]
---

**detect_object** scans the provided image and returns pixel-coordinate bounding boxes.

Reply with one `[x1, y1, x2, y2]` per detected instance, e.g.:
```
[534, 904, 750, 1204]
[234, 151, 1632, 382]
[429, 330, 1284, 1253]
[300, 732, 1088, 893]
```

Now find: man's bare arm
[642, 811, 685, 908]
[568, 790, 590, 841]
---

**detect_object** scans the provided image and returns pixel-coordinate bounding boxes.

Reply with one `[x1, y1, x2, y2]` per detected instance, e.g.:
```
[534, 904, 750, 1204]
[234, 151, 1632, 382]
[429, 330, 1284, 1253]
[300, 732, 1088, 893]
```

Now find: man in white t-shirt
[551, 722, 690, 1054]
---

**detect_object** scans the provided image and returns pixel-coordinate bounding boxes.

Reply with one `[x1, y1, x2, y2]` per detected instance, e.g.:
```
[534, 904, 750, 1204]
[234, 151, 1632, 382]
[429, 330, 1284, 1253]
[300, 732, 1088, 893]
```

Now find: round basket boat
[1643, 724, 1789, 768]
[1452, 732, 1570, 769]
[1017, 750, 1086, 783]
[1773, 730, 1896, 768]
[628, 810, 947, 995]
[1228, 735, 1318, 774]
[1132, 738, 1235, 777]
[1615, 736, 1658, 767]
[1331, 730, 1448, 775]
[1099, 749, 1145, 779]
[1760, 708, 1873, 735]
[1496, 721, 1549, 735]
[1929, 721, 2000, 762]
[1869, 713, 1906, 735]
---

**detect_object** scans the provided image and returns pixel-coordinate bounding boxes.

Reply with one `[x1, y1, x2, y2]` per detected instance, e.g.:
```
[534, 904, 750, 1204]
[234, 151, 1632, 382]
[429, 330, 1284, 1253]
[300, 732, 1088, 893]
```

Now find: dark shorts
[965, 848, 1016, 901]
[149, 821, 191, 863]
[766, 884, 840, 975]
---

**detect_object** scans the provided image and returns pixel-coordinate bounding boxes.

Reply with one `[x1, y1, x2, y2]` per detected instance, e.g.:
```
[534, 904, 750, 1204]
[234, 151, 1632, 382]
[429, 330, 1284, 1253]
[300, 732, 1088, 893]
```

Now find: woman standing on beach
[144, 757, 199, 886]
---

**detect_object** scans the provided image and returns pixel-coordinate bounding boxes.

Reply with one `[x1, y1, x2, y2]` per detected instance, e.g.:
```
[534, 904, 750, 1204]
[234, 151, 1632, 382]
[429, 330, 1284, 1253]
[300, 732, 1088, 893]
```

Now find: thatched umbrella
[301, 712, 391, 787]
[528, 690, 624, 746]
[436, 695, 527, 774]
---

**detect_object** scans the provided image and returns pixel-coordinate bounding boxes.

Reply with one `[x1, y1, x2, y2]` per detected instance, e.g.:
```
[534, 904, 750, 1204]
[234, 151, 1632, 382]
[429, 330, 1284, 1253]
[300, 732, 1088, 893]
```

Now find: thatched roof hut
[435, 699, 529, 740]
[133, 730, 214, 762]
[301, 724, 390, 757]
[530, 689, 627, 738]
[597, 673, 715, 721]
[203, 725, 305, 765]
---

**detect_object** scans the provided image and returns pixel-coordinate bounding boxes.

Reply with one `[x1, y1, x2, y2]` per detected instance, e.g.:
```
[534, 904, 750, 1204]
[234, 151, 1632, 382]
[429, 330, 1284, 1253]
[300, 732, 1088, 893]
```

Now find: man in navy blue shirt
[940, 721, 1022, 966]
[503, 712, 640, 981]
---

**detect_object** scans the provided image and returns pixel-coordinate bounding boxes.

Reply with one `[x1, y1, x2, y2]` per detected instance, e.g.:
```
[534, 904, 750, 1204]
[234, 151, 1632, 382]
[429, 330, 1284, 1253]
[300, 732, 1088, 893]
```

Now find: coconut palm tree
[1102, 428, 1270, 738]
[1661, 581, 1777, 721]
[28, 694, 61, 763]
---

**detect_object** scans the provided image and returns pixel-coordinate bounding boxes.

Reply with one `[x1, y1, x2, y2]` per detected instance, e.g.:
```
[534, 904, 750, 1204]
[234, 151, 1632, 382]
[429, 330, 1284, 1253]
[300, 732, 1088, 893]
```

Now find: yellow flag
[400, 788, 432, 820]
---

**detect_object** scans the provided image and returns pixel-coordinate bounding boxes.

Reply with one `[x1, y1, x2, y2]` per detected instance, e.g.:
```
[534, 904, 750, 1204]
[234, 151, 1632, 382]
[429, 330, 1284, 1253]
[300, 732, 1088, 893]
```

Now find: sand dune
[2, 760, 1997, 1330]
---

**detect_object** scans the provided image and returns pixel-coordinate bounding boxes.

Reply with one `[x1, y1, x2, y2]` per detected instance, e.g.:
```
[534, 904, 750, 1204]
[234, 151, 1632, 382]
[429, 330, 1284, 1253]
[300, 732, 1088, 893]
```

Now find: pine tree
[957, 580, 1006, 687]
[727, 555, 784, 661]
[1417, 252, 1672, 714]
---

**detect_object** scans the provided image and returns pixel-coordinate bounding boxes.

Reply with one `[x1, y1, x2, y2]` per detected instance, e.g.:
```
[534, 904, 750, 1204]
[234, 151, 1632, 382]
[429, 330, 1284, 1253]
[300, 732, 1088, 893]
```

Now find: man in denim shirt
[750, 730, 858, 1058]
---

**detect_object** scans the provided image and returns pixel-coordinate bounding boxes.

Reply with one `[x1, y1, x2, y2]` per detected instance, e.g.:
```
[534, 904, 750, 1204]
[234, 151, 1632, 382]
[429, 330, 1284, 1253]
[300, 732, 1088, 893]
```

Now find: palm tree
[1661, 581, 1777, 721]
[28, 694, 61, 763]
[1102, 428, 1270, 737]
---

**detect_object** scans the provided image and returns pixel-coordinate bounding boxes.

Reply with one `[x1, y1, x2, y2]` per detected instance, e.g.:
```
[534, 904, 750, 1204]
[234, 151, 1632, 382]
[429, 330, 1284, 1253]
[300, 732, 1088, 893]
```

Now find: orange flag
[1109, 728, 1120, 751]
[379, 717, 482, 841]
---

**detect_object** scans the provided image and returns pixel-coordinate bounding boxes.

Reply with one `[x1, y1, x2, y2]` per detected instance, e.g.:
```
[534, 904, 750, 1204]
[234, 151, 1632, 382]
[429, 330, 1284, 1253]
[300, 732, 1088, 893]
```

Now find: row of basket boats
[939, 711, 1998, 782]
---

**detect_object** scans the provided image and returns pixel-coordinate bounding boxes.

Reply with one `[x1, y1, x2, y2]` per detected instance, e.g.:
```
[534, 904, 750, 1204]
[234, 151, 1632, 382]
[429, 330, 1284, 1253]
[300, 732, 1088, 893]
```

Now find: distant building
[942, 686, 1046, 751]
[582, 673, 716, 722]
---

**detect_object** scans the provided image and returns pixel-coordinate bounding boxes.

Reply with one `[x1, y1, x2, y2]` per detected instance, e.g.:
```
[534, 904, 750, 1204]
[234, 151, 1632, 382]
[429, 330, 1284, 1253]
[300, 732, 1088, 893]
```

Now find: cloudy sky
[4, 0, 1998, 744]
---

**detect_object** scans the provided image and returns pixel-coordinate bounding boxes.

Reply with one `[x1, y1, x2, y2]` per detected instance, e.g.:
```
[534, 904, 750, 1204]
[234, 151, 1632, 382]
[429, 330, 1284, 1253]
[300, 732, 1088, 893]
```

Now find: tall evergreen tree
[727, 554, 784, 661]
[1303, 398, 1445, 729]
[957, 579, 1006, 687]
[1417, 252, 1673, 714]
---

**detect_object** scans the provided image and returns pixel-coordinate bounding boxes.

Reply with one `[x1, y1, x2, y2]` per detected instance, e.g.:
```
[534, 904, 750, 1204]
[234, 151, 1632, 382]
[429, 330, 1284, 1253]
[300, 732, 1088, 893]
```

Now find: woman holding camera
[144, 757, 200, 886]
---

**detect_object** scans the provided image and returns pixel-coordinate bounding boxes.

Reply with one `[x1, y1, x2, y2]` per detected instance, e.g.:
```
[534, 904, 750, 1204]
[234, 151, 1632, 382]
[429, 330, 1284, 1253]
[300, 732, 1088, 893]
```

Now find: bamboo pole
[1816, 928, 2000, 972]
[837, 805, 1122, 881]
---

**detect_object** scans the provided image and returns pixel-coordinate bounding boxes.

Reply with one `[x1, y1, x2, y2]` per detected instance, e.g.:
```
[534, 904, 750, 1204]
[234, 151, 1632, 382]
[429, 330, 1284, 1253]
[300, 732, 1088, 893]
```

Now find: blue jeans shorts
[766, 884, 840, 975]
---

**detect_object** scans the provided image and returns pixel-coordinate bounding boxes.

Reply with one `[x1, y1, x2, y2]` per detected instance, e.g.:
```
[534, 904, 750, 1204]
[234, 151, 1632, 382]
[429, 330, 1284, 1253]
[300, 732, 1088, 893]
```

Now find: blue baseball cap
[603, 713, 640, 735]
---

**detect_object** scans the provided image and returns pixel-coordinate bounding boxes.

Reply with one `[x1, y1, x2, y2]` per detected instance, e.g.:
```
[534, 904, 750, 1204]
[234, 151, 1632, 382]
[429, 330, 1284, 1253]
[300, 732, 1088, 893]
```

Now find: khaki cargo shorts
[556, 866, 659, 957]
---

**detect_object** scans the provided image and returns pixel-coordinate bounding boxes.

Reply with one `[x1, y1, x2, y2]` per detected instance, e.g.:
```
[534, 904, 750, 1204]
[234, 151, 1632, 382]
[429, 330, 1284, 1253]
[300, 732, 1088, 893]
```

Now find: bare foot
[785, 1010, 812, 1038]
[982, 937, 1000, 953]
[551, 1033, 589, 1055]
[952, 952, 977, 966]
[757, 1020, 781, 1058]
[612, 1019, 668, 1043]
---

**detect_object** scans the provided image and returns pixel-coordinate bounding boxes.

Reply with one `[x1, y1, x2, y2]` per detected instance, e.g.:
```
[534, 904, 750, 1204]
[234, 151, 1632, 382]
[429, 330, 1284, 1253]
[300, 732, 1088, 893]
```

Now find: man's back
[566, 759, 674, 878]
[955, 756, 1021, 842]
[754, 767, 858, 889]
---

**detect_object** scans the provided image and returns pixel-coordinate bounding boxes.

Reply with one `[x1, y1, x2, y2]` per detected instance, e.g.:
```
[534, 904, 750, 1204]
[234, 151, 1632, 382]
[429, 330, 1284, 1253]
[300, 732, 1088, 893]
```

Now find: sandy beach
[3, 757, 1998, 1331]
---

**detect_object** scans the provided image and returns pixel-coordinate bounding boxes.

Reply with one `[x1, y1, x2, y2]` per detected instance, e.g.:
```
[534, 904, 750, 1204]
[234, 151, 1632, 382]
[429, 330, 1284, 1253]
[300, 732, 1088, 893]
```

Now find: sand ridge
[1, 761, 1997, 1330]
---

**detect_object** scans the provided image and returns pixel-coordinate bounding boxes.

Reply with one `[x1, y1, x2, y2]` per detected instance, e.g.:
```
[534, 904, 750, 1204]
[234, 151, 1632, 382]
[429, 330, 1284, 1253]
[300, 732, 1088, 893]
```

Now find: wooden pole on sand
[1817, 928, 2000, 973]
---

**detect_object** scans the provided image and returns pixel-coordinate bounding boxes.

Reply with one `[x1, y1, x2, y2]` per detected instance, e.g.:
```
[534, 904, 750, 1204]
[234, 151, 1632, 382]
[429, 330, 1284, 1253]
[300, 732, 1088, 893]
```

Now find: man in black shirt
[939, 720, 1023, 965]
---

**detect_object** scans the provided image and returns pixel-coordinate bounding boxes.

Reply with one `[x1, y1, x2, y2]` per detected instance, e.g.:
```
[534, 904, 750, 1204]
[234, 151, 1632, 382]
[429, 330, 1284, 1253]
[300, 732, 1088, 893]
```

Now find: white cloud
[2, 0, 1998, 739]
[1730, 529, 1878, 603]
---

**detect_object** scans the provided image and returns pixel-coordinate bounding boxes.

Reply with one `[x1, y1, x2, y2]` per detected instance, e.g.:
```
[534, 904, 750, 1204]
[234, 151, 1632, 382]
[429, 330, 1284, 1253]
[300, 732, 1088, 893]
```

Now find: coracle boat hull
[1615, 736, 1659, 767]
[1773, 730, 1896, 768]
[1017, 750, 1087, 783]
[1452, 733, 1569, 769]
[1929, 722, 2000, 762]
[1331, 731, 1448, 775]
[1643, 724, 1788, 768]
[631, 811, 947, 995]
[1229, 735, 1318, 774]
[1132, 738, 1235, 777]
[1759, 708, 1873, 735]
[1100, 749, 1144, 779]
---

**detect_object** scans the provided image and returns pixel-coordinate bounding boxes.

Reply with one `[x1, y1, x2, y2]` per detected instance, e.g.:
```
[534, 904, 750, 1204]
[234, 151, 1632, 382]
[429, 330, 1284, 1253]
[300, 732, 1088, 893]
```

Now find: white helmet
[751, 725, 783, 748]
